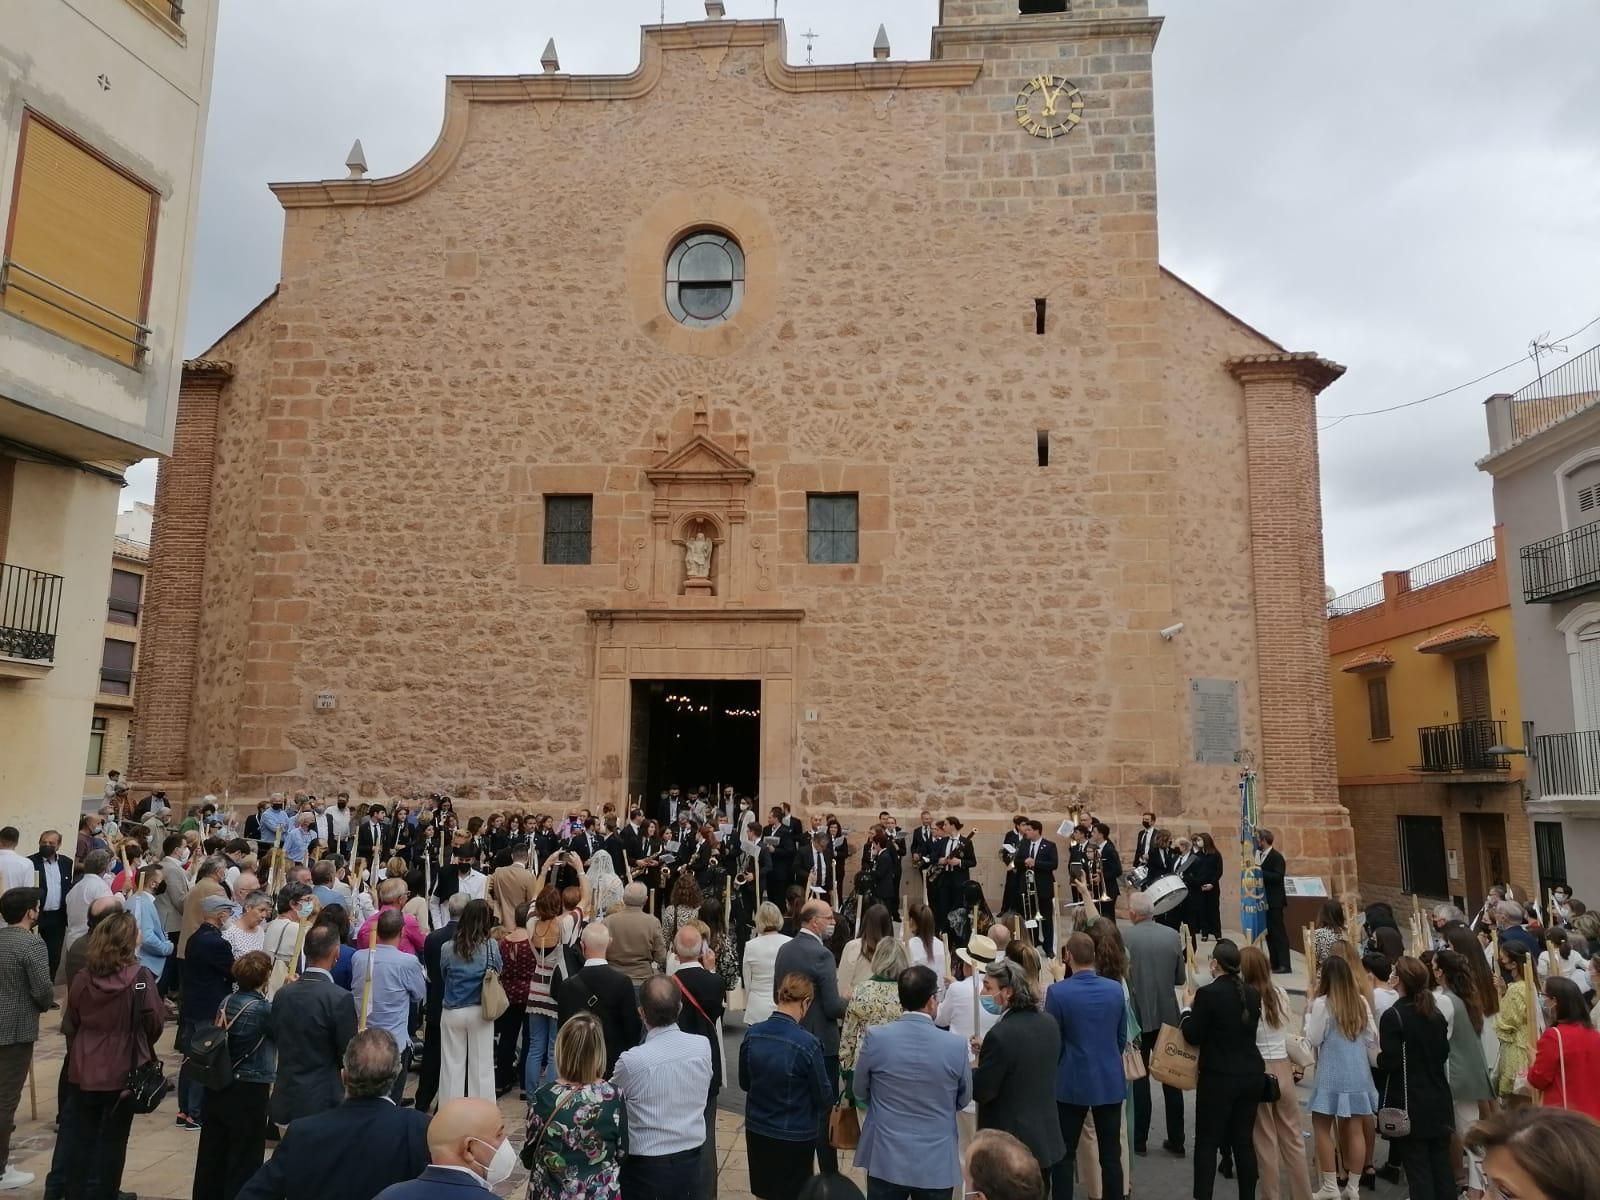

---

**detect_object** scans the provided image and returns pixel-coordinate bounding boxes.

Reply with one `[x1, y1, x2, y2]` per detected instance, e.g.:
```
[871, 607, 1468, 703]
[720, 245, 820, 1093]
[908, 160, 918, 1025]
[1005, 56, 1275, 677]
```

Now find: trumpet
[1086, 844, 1111, 904]
[1022, 868, 1041, 946]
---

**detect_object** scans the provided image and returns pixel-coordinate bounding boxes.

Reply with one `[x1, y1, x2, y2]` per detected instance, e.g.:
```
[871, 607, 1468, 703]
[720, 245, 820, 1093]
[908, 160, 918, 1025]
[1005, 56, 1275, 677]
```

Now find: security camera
[1159, 622, 1184, 641]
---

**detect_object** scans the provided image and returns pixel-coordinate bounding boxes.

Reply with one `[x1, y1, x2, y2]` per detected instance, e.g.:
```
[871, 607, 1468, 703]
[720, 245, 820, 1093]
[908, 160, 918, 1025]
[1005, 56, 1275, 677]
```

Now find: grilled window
[665, 232, 745, 328]
[807, 494, 859, 564]
[2, 112, 157, 366]
[543, 496, 593, 565]
[1398, 815, 1448, 898]
[108, 568, 142, 625]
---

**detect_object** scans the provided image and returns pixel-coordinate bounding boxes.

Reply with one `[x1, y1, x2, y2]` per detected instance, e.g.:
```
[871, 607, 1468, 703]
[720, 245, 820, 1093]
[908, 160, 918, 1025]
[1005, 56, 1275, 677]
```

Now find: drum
[1145, 874, 1188, 916]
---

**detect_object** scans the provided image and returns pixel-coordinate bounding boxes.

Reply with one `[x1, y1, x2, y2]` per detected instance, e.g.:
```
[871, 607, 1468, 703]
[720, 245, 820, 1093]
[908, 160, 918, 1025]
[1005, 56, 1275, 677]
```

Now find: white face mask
[467, 1137, 515, 1187]
[177, 848, 191, 863]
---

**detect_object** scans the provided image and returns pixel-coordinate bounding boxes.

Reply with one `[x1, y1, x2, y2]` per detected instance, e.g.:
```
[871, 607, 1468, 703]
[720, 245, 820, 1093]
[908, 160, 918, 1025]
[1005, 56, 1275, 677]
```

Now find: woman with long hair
[439, 897, 502, 1101]
[1376, 957, 1453, 1200]
[905, 901, 948, 995]
[839, 937, 911, 1094]
[837, 903, 892, 1001]
[1431, 948, 1495, 1140]
[664, 871, 703, 941]
[59, 911, 165, 1200]
[524, 884, 566, 1097]
[1492, 941, 1536, 1101]
[1312, 901, 1348, 968]
[1305, 954, 1379, 1200]
[586, 850, 624, 918]
[1526, 976, 1600, 1119]
[1241, 946, 1311, 1200]
[1362, 903, 1405, 963]
[193, 951, 275, 1200]
[742, 901, 793, 1026]
[1187, 832, 1225, 941]
[521, 1013, 625, 1200]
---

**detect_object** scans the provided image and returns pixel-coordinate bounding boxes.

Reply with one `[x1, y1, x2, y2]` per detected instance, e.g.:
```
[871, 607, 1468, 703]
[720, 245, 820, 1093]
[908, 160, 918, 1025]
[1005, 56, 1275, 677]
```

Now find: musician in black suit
[762, 808, 796, 902]
[800, 831, 838, 905]
[1257, 829, 1291, 973]
[998, 815, 1026, 916]
[932, 818, 976, 936]
[1132, 812, 1156, 871]
[237, 1029, 429, 1200]
[910, 811, 940, 895]
[29, 832, 73, 980]
[972, 959, 1067, 1182]
[1178, 940, 1264, 1200]
[1090, 822, 1122, 905]
[863, 827, 899, 909]
[1018, 819, 1058, 956]
[557, 923, 644, 1075]
[354, 807, 391, 864]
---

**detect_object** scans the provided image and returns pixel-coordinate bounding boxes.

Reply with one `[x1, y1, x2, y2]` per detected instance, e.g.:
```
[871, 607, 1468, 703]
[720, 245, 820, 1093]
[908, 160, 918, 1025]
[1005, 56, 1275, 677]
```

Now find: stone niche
[643, 405, 756, 605]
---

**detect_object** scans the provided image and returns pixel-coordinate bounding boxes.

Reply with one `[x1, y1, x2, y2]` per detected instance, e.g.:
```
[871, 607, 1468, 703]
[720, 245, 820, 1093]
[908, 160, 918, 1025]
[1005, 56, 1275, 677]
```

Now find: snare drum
[1145, 874, 1188, 916]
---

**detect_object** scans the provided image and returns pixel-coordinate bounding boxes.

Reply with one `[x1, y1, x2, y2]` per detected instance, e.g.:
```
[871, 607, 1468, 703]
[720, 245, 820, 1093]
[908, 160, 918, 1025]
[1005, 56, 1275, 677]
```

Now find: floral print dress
[523, 1079, 626, 1200]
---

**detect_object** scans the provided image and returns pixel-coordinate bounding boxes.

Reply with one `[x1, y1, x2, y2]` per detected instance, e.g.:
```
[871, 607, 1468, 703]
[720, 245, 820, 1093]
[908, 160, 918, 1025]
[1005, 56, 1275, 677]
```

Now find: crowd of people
[0, 795, 1596, 1200]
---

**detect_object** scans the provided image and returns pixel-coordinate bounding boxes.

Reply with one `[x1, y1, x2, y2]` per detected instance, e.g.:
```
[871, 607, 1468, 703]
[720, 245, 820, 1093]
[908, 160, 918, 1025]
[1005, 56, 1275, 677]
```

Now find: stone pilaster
[132, 359, 231, 800]
[1230, 352, 1357, 897]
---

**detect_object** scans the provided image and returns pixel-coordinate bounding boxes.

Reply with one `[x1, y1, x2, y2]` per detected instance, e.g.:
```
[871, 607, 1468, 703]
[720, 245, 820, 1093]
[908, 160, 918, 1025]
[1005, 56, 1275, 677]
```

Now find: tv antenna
[802, 27, 819, 63]
[1529, 331, 1570, 396]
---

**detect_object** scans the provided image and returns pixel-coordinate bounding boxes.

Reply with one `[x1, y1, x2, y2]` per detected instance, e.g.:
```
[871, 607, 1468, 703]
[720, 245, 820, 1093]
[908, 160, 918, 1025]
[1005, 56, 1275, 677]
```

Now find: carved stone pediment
[646, 433, 754, 486]
[640, 405, 755, 605]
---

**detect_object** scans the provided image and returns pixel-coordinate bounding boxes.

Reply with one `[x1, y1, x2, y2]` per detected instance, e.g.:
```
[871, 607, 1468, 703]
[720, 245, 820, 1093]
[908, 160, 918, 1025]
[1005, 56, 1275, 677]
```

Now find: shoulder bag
[186, 996, 265, 1091]
[480, 946, 510, 1022]
[1375, 1039, 1410, 1138]
[122, 978, 171, 1114]
[828, 1095, 861, 1150]
[519, 1084, 581, 1171]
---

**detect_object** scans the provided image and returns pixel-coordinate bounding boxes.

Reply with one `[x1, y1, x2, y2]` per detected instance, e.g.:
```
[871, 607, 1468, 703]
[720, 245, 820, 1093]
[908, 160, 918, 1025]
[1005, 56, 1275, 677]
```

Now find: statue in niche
[684, 528, 713, 579]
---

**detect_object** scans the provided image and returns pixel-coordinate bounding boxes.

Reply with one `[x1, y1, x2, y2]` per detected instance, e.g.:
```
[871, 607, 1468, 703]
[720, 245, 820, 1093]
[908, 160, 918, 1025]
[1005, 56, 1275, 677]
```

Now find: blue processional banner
[1239, 768, 1267, 944]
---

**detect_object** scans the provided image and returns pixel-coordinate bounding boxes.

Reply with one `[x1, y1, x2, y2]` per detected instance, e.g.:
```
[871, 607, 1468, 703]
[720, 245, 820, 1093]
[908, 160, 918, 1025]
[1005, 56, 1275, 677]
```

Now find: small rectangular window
[807, 493, 859, 564]
[86, 716, 106, 775]
[1367, 676, 1390, 740]
[1398, 815, 1448, 897]
[108, 568, 142, 625]
[1035, 298, 1047, 335]
[2, 112, 158, 365]
[99, 638, 134, 695]
[1037, 430, 1049, 467]
[542, 495, 593, 565]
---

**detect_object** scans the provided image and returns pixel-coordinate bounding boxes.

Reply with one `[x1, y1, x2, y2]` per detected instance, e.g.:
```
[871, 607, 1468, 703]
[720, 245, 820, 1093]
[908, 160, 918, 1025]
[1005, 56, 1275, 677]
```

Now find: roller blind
[3, 114, 156, 365]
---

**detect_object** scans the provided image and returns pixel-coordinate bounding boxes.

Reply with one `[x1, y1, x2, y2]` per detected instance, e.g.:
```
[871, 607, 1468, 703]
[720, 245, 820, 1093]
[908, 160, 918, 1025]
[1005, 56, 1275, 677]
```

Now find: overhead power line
[1317, 313, 1600, 433]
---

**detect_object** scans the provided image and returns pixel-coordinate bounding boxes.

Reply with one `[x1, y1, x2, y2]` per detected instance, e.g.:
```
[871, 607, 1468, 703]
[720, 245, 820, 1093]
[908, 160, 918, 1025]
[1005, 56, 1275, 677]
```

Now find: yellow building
[1328, 530, 1532, 916]
[82, 507, 150, 802]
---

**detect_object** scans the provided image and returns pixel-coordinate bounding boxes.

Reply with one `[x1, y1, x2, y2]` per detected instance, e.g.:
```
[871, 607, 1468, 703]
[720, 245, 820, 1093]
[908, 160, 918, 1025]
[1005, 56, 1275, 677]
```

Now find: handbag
[187, 996, 264, 1091]
[1148, 1023, 1199, 1091]
[122, 978, 171, 1114]
[519, 1085, 580, 1171]
[1259, 1071, 1281, 1104]
[1122, 1041, 1147, 1081]
[726, 985, 748, 1013]
[828, 1097, 861, 1150]
[481, 966, 510, 1021]
[1286, 1034, 1315, 1070]
[1376, 1041, 1410, 1139]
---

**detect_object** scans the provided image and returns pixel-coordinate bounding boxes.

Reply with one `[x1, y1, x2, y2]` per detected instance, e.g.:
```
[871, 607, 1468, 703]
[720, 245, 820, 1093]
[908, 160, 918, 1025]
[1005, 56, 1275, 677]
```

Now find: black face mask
[39, 847, 57, 860]
[457, 864, 471, 875]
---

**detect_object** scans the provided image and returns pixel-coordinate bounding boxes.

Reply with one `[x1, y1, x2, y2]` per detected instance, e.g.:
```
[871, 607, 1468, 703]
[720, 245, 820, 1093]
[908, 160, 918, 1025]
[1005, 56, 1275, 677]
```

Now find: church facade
[134, 0, 1358, 902]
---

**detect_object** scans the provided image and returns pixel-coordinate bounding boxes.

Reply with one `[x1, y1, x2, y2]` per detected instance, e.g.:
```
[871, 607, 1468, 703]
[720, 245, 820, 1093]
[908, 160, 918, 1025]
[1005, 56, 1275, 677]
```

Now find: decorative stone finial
[344, 139, 367, 179]
[705, 0, 726, 16]
[873, 24, 891, 60]
[541, 38, 560, 73]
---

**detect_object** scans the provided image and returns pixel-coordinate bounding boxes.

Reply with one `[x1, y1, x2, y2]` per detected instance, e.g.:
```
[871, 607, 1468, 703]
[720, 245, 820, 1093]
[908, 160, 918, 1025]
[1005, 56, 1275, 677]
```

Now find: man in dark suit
[973, 959, 1067, 1183]
[28, 831, 72, 982]
[998, 814, 1026, 916]
[268, 926, 358, 1128]
[414, 893, 466, 1113]
[376, 1097, 509, 1200]
[556, 923, 642, 1075]
[669, 925, 726, 1200]
[772, 899, 848, 1174]
[1257, 829, 1291, 973]
[1044, 933, 1127, 1200]
[762, 807, 796, 903]
[1132, 812, 1156, 871]
[1090, 822, 1122, 906]
[1018, 819, 1058, 957]
[800, 831, 838, 905]
[932, 819, 977, 937]
[239, 1029, 430, 1200]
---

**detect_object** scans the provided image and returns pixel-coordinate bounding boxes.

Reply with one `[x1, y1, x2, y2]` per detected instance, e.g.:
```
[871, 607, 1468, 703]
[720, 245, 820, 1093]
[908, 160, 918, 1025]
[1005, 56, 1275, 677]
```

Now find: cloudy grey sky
[126, 0, 1600, 594]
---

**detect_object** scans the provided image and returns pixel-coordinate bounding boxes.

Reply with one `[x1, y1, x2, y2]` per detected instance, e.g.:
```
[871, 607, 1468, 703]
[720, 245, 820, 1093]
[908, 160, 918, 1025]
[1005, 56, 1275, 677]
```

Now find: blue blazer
[854, 1013, 972, 1191]
[1044, 970, 1128, 1107]
[237, 1097, 430, 1200]
[373, 1166, 486, 1200]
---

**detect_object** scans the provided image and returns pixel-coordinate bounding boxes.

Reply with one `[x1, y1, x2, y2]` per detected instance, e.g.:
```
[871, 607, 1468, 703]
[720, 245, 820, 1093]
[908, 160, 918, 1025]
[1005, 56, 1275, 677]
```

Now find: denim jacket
[441, 939, 503, 1009]
[738, 1011, 830, 1141]
[222, 989, 276, 1085]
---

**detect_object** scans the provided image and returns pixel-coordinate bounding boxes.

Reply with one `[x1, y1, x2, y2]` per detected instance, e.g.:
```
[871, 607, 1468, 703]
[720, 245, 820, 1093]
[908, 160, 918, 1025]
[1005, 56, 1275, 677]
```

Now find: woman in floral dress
[522, 1013, 626, 1200]
[839, 937, 910, 1103]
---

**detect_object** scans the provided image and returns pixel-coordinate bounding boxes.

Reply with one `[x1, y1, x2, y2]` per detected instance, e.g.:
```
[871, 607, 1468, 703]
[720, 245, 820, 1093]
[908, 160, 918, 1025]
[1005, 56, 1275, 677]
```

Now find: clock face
[1015, 75, 1085, 140]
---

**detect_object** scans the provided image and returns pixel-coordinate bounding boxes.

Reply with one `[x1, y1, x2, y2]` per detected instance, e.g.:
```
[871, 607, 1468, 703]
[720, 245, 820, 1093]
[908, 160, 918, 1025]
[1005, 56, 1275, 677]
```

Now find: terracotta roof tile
[1415, 623, 1498, 654]
[1340, 648, 1394, 673]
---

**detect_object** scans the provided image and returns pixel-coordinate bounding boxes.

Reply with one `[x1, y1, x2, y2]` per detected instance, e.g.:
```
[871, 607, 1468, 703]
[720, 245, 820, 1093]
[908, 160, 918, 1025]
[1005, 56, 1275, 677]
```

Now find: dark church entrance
[628, 679, 761, 822]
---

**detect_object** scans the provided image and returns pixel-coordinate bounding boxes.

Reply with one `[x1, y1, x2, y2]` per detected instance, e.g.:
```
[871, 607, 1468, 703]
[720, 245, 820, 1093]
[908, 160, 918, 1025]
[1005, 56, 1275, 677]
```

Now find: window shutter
[4, 115, 155, 365]
[1453, 654, 1491, 723]
[1367, 676, 1390, 740]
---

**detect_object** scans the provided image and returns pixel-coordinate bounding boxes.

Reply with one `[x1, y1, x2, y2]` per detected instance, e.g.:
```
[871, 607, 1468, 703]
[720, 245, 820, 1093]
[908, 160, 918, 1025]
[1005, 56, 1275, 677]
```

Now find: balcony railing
[1508, 343, 1600, 445]
[0, 258, 151, 366]
[1535, 730, 1600, 797]
[0, 562, 64, 661]
[1521, 523, 1600, 603]
[1414, 719, 1508, 774]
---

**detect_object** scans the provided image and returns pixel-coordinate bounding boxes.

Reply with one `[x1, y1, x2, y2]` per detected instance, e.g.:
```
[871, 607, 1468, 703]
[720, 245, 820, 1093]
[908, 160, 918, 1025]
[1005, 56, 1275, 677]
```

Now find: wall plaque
[1189, 678, 1240, 765]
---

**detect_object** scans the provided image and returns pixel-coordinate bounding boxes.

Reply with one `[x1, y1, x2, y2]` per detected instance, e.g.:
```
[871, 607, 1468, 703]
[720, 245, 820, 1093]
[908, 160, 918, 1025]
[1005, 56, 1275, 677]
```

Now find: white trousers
[440, 1005, 496, 1102]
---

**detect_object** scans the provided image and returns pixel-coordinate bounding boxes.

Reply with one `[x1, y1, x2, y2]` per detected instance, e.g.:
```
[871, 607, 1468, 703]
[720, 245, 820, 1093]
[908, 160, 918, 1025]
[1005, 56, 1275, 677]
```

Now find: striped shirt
[612, 1024, 711, 1157]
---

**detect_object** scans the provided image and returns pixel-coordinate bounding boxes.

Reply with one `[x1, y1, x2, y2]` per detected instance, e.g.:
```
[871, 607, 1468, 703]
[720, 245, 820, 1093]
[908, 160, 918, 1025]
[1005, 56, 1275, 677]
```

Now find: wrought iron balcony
[1522, 522, 1600, 603]
[1413, 719, 1508, 774]
[0, 562, 64, 662]
[1535, 730, 1600, 797]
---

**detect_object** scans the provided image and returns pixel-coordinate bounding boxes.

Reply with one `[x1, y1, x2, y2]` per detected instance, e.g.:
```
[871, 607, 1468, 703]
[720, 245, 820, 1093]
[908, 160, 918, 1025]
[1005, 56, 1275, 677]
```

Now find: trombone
[1022, 868, 1041, 947]
[1086, 843, 1111, 904]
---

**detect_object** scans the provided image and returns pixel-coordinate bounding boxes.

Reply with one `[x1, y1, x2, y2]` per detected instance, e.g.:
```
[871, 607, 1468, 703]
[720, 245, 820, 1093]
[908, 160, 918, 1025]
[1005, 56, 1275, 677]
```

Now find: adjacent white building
[0, 0, 218, 839]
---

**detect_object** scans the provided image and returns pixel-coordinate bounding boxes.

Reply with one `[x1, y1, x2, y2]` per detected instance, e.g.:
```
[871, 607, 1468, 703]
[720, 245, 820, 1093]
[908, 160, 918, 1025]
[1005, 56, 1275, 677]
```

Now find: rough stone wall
[160, 16, 1341, 910]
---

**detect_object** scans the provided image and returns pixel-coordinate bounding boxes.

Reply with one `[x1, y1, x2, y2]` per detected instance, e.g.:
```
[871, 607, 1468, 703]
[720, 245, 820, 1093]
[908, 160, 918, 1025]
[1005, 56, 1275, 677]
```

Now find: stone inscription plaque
[1189, 678, 1240, 765]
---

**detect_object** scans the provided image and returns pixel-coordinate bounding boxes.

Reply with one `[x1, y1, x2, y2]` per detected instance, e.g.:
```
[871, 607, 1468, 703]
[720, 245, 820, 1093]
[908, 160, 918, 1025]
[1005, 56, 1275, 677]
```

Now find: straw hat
[956, 933, 999, 969]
